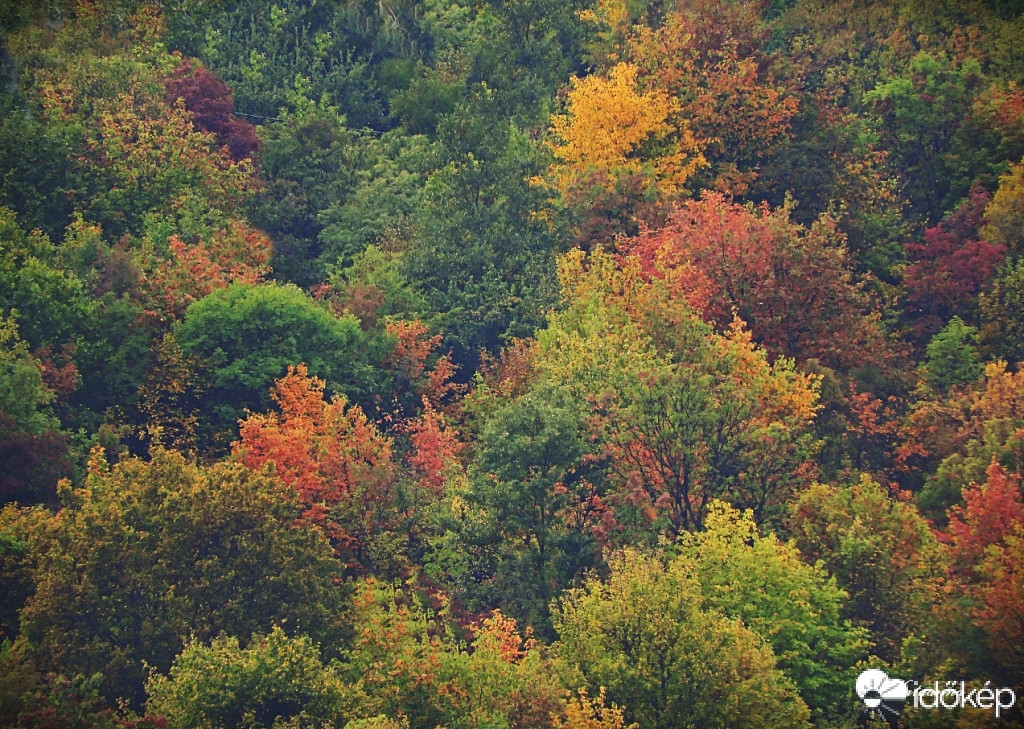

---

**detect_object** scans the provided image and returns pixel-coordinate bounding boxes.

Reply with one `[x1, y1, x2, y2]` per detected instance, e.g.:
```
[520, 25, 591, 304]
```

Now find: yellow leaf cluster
[549, 63, 705, 198]
[554, 687, 637, 729]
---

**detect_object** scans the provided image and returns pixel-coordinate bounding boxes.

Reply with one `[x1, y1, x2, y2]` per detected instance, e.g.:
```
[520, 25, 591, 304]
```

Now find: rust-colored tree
[903, 187, 1006, 343]
[618, 191, 888, 371]
[944, 460, 1024, 683]
[624, 0, 799, 195]
[162, 56, 260, 163]
[234, 364, 409, 571]
[138, 221, 272, 322]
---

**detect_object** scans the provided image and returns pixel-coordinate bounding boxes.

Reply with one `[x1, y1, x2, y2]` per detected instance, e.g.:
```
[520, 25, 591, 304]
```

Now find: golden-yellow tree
[549, 63, 706, 201]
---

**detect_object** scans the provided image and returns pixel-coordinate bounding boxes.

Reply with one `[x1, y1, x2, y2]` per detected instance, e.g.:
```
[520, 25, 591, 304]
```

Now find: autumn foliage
[234, 364, 399, 567]
[162, 57, 260, 163]
[549, 63, 706, 201]
[139, 221, 273, 321]
[618, 192, 887, 370]
[5, 0, 1024, 724]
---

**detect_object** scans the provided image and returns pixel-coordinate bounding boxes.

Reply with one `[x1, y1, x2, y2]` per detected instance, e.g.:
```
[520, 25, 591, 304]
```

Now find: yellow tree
[549, 63, 706, 201]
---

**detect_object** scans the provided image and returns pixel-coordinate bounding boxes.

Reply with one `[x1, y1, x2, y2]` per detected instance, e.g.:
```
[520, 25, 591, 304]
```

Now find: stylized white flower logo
[857, 669, 909, 725]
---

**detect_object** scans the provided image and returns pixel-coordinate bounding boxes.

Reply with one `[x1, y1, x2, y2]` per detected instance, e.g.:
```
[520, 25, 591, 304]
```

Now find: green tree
[317, 130, 431, 271]
[146, 626, 364, 729]
[245, 107, 364, 287]
[404, 103, 567, 370]
[344, 578, 565, 729]
[174, 282, 371, 450]
[552, 548, 811, 729]
[788, 476, 948, 666]
[979, 259, 1024, 365]
[535, 249, 820, 536]
[165, 0, 394, 128]
[0, 208, 93, 351]
[673, 502, 868, 721]
[863, 51, 995, 224]
[0, 316, 73, 506]
[465, 383, 603, 635]
[17, 447, 349, 707]
[0, 315, 56, 437]
[925, 316, 984, 393]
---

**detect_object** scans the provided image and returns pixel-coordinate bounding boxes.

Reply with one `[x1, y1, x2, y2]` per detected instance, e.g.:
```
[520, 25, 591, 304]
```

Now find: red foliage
[478, 339, 539, 400]
[162, 57, 260, 163]
[945, 459, 1024, 580]
[619, 191, 886, 369]
[903, 187, 1006, 341]
[943, 459, 1024, 675]
[405, 401, 463, 497]
[0, 413, 72, 506]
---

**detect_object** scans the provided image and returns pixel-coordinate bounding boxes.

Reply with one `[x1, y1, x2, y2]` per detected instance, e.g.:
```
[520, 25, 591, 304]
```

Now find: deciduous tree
[234, 365, 405, 572]
[552, 548, 811, 729]
[16, 447, 348, 708]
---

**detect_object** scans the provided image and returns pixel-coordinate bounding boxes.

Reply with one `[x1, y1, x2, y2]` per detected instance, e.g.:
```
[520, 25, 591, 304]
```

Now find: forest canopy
[2, 0, 1024, 727]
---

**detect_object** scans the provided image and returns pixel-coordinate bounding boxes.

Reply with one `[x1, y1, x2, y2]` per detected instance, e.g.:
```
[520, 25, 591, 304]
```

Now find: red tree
[163, 57, 260, 163]
[619, 191, 887, 370]
[903, 187, 1006, 342]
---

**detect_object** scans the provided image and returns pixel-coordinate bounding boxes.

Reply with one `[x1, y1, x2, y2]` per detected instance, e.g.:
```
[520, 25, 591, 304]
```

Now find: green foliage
[4, 0, 1024, 718]
[174, 283, 370, 449]
[789, 476, 947, 666]
[552, 548, 812, 729]
[165, 0, 396, 127]
[0, 91, 76, 241]
[146, 626, 364, 729]
[246, 108, 357, 286]
[0, 316, 73, 506]
[464, 383, 602, 635]
[925, 316, 984, 393]
[389, 68, 464, 135]
[0, 208, 93, 351]
[405, 111, 566, 368]
[317, 130, 431, 270]
[863, 51, 998, 224]
[0, 315, 56, 436]
[0, 503, 50, 640]
[979, 258, 1024, 364]
[17, 447, 349, 707]
[672, 502, 868, 721]
[4, 15, 257, 242]
[326, 245, 425, 330]
[535, 249, 820, 535]
[917, 361, 1024, 520]
[70, 294, 155, 428]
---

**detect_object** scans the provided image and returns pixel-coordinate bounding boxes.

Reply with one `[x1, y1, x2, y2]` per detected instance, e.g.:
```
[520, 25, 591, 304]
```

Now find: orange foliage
[626, 2, 798, 194]
[472, 611, 535, 664]
[406, 401, 463, 497]
[384, 319, 459, 412]
[141, 221, 272, 321]
[234, 364, 398, 566]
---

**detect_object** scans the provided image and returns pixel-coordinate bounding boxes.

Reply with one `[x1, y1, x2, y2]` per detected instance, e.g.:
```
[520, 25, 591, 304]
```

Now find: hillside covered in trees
[1, 0, 1024, 726]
